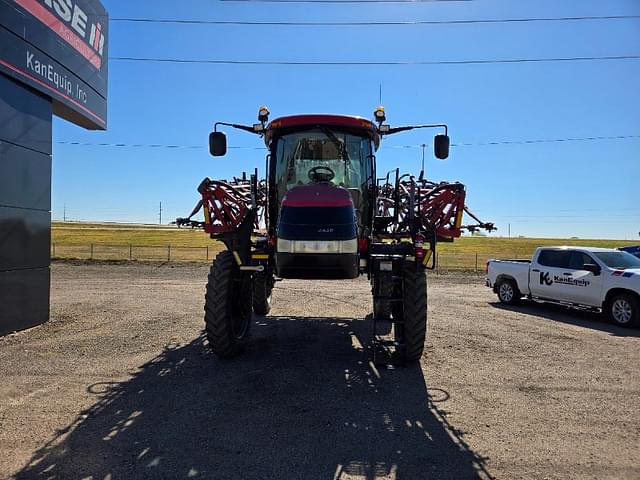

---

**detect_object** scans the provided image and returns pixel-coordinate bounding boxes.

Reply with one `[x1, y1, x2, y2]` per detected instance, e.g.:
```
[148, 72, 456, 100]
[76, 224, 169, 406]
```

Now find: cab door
[561, 251, 604, 306]
[529, 249, 574, 301]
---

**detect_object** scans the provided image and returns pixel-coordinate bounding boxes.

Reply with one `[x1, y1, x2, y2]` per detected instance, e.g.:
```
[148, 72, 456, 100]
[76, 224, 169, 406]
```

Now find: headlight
[277, 238, 357, 254]
[277, 238, 292, 252]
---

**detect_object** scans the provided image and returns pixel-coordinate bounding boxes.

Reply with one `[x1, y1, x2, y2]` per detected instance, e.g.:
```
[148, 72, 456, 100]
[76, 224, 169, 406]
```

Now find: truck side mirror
[583, 263, 601, 276]
[209, 131, 227, 156]
[434, 134, 450, 160]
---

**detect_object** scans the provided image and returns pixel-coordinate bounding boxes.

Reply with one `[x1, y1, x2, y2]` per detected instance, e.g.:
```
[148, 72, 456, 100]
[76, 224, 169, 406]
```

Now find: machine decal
[539, 272, 590, 287]
[540, 272, 553, 286]
[612, 270, 634, 278]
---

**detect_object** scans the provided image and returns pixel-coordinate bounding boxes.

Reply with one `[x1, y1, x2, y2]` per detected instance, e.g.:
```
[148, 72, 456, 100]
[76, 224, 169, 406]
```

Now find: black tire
[374, 300, 392, 319]
[394, 262, 428, 363]
[607, 293, 639, 328]
[253, 271, 274, 315]
[496, 278, 520, 305]
[373, 274, 392, 320]
[204, 251, 253, 357]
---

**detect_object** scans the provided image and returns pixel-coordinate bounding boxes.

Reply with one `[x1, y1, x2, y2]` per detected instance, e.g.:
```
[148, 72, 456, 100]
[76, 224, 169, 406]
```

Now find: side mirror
[434, 134, 450, 160]
[583, 263, 601, 276]
[209, 131, 227, 156]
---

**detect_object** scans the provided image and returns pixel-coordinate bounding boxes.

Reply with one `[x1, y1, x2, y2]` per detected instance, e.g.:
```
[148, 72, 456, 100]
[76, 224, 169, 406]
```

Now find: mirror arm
[214, 121, 260, 135]
[380, 123, 448, 136]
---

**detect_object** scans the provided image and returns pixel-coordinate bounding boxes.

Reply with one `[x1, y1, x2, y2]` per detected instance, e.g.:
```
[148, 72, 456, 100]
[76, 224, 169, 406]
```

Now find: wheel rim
[499, 283, 514, 302]
[612, 299, 633, 324]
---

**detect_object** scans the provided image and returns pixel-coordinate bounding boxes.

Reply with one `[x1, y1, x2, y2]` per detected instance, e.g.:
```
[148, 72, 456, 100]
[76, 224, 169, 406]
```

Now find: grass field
[51, 222, 635, 269]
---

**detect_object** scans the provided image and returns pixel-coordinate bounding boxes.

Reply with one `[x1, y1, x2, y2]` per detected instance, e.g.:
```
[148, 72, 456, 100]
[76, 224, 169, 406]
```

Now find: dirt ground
[1, 262, 639, 480]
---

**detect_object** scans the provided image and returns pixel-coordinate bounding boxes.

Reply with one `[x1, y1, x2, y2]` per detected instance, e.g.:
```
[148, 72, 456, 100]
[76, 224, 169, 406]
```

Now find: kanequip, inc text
[25, 50, 88, 103]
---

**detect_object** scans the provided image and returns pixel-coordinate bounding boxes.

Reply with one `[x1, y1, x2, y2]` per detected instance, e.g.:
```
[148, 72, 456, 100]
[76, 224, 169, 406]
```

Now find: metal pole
[129, 244, 132, 260]
[168, 245, 171, 262]
[90, 243, 94, 260]
[475, 253, 478, 275]
[206, 245, 209, 261]
[52, 243, 56, 257]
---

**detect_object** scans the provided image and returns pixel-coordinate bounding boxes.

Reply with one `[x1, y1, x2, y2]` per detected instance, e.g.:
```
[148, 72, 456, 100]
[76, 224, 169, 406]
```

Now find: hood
[281, 183, 354, 208]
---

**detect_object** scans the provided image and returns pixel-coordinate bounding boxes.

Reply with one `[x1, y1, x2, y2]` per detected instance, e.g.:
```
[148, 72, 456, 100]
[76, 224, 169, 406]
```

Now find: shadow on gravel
[15, 315, 491, 480]
[490, 301, 640, 337]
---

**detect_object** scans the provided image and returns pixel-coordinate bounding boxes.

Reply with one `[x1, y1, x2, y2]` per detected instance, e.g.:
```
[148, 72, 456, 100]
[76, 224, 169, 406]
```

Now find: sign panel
[0, 0, 108, 130]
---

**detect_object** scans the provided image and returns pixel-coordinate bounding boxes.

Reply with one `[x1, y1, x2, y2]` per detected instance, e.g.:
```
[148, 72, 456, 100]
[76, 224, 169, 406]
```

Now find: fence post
[90, 243, 94, 260]
[475, 253, 478, 275]
[52, 243, 56, 257]
[129, 244, 132, 260]
[168, 245, 171, 262]
[206, 245, 209, 261]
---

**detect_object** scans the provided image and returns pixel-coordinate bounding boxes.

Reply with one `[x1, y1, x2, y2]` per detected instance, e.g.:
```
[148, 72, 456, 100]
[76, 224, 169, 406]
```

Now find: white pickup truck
[486, 247, 640, 327]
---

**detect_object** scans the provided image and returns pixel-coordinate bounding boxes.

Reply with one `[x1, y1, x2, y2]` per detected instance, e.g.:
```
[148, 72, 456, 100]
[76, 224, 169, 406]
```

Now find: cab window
[537, 250, 571, 268]
[568, 251, 596, 270]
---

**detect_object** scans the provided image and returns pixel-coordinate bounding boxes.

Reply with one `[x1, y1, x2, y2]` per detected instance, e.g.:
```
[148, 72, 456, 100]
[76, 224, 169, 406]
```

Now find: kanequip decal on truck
[486, 247, 640, 327]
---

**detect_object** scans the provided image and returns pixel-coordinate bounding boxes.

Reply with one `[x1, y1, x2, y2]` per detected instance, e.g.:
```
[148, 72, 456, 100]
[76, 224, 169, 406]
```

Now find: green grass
[435, 236, 630, 257]
[52, 222, 216, 247]
[51, 222, 634, 268]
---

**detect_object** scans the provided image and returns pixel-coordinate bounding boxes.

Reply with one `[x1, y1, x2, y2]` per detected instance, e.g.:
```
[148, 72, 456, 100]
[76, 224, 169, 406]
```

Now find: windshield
[594, 251, 640, 269]
[274, 128, 374, 224]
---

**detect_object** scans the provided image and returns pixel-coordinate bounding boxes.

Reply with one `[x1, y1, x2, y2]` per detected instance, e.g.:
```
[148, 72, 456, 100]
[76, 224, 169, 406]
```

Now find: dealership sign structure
[0, 0, 108, 334]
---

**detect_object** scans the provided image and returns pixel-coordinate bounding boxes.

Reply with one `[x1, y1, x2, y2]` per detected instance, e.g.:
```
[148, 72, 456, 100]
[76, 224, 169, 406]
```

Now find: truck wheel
[253, 271, 274, 315]
[204, 251, 253, 357]
[608, 293, 639, 327]
[496, 278, 520, 305]
[396, 263, 428, 363]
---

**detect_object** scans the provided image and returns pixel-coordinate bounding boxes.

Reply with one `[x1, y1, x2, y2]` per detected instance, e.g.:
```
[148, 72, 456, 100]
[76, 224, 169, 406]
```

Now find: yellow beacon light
[374, 106, 386, 123]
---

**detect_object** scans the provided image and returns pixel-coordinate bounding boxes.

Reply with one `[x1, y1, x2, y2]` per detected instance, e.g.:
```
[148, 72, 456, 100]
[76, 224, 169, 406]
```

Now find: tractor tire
[204, 251, 253, 358]
[374, 300, 392, 320]
[607, 292, 639, 328]
[395, 262, 428, 363]
[253, 271, 274, 315]
[373, 274, 392, 320]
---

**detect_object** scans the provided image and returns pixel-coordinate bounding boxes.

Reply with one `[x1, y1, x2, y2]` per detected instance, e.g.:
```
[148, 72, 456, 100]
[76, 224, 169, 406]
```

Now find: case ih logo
[15, 0, 106, 69]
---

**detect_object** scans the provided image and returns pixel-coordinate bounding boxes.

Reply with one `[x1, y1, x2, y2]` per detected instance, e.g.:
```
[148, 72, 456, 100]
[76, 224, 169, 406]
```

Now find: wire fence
[51, 243, 531, 274]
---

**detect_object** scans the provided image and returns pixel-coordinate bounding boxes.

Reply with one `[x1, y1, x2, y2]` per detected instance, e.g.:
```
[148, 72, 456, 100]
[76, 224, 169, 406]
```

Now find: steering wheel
[308, 166, 335, 183]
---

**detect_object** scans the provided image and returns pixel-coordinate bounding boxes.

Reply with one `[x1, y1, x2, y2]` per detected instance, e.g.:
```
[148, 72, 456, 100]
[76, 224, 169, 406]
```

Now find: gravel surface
[1, 262, 639, 479]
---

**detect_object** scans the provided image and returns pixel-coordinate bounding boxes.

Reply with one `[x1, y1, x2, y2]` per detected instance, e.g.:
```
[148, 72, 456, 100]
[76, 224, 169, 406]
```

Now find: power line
[110, 14, 640, 27]
[110, 54, 640, 66]
[55, 135, 640, 150]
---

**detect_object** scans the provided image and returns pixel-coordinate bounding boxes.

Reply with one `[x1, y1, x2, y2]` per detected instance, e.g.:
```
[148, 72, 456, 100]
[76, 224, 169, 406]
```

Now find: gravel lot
[1, 262, 639, 479]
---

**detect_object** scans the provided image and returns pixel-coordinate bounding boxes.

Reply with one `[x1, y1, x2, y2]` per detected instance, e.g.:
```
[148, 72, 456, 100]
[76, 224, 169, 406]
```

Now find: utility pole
[159, 201, 162, 225]
[421, 144, 426, 173]
[508, 223, 511, 238]
[63, 204, 66, 222]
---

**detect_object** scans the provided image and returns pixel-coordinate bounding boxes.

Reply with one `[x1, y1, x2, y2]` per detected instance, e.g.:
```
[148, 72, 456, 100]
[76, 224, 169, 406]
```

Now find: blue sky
[51, 0, 640, 239]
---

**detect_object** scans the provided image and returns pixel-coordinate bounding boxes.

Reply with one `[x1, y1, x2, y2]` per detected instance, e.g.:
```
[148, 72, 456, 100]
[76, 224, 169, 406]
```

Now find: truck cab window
[537, 250, 571, 268]
[568, 251, 596, 270]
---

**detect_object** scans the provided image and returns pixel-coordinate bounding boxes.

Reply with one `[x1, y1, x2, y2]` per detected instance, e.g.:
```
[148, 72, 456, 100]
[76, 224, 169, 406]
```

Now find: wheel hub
[612, 299, 633, 324]
[499, 283, 514, 302]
